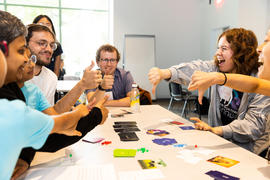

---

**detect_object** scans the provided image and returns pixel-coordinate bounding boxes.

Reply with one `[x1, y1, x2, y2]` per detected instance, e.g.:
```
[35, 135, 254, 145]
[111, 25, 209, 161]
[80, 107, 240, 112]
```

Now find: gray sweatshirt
[167, 59, 270, 154]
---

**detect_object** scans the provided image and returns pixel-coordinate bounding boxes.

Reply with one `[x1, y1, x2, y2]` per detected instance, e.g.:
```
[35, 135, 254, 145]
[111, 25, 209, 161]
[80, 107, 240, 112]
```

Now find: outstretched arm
[148, 67, 172, 94]
[188, 71, 270, 104]
[54, 61, 102, 113]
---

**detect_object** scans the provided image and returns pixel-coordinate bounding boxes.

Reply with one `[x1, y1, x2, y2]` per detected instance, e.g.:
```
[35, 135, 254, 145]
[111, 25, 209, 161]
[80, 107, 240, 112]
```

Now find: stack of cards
[114, 121, 140, 141]
[152, 138, 177, 146]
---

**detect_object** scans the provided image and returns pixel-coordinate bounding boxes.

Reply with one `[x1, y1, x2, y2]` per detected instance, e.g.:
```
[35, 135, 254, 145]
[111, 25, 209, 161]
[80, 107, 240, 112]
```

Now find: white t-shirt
[28, 66, 57, 105]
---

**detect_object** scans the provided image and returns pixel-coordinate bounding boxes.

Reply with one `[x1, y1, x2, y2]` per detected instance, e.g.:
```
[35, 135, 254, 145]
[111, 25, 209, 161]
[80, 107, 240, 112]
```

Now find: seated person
[148, 28, 270, 155]
[27, 24, 102, 108]
[188, 28, 270, 158]
[86, 44, 134, 107]
[59, 58, 66, 80]
[0, 13, 92, 179]
[0, 12, 108, 179]
[33, 14, 63, 79]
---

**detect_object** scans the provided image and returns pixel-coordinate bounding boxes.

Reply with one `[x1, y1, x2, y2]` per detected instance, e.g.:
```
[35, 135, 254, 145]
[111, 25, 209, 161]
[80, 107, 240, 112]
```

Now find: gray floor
[152, 99, 209, 124]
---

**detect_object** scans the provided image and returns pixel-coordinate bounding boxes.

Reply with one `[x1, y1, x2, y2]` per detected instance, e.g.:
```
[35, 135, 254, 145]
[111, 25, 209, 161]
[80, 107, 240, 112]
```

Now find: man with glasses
[26, 24, 103, 114]
[26, 24, 59, 105]
[86, 44, 134, 107]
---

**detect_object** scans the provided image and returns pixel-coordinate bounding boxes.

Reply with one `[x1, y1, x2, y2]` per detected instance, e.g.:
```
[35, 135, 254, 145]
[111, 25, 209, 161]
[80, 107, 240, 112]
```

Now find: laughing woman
[148, 28, 270, 156]
[188, 29, 270, 158]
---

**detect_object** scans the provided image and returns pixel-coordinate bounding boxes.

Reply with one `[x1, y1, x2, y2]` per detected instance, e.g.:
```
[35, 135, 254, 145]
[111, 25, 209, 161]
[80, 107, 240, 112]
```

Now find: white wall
[114, 0, 202, 98]
[200, 0, 239, 60]
[238, 0, 269, 44]
[200, 0, 269, 60]
[113, 0, 270, 99]
[267, 0, 270, 31]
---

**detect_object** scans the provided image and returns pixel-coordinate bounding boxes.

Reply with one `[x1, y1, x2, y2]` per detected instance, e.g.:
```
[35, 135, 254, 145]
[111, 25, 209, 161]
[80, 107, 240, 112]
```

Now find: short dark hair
[0, 10, 27, 44]
[96, 44, 120, 62]
[32, 15, 56, 35]
[26, 23, 56, 44]
[214, 28, 260, 75]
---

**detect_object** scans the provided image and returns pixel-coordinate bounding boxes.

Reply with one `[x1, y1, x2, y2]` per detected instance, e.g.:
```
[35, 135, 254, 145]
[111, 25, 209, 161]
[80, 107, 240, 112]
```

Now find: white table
[19, 105, 270, 180]
[57, 80, 80, 93]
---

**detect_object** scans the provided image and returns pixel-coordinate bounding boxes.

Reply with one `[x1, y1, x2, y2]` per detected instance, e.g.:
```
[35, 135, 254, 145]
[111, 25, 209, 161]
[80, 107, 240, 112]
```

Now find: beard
[36, 57, 51, 66]
[36, 51, 52, 66]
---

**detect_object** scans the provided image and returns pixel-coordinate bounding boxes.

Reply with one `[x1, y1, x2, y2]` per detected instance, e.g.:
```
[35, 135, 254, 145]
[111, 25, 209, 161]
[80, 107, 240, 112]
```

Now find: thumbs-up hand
[100, 68, 114, 90]
[81, 60, 103, 89]
[95, 94, 109, 125]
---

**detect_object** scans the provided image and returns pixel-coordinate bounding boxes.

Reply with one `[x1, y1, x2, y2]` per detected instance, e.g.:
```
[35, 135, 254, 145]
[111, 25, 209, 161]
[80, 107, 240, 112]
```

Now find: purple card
[206, 170, 240, 180]
[179, 126, 195, 130]
[152, 138, 177, 145]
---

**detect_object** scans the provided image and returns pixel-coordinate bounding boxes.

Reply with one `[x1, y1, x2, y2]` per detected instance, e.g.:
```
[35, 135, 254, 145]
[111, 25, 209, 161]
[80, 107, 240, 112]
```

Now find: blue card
[179, 126, 195, 130]
[152, 138, 177, 145]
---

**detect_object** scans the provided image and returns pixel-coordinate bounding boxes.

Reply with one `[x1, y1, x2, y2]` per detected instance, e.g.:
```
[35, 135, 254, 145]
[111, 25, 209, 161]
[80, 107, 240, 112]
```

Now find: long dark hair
[32, 15, 56, 35]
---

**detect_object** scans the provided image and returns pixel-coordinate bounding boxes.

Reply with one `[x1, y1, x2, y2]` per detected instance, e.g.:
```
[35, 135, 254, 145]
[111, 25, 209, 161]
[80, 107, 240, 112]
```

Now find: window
[1, 0, 110, 76]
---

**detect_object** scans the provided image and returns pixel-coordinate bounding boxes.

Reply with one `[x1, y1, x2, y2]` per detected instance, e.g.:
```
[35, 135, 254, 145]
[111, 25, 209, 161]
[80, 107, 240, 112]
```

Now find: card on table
[82, 136, 105, 143]
[206, 170, 240, 180]
[113, 149, 137, 157]
[167, 121, 184, 125]
[147, 129, 170, 136]
[152, 138, 177, 146]
[114, 128, 140, 133]
[111, 114, 125, 118]
[179, 126, 195, 130]
[138, 158, 167, 169]
[114, 121, 137, 125]
[118, 132, 139, 141]
[113, 124, 138, 128]
[207, 156, 240, 168]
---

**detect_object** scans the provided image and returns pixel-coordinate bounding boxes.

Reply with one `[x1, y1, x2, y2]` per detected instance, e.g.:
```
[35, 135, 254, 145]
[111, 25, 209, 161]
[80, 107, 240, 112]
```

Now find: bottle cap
[132, 84, 138, 88]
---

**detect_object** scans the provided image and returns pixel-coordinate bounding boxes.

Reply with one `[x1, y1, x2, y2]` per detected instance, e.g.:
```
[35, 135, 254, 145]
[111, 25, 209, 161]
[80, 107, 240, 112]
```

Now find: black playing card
[114, 121, 137, 125]
[113, 124, 138, 128]
[118, 132, 139, 141]
[114, 128, 140, 133]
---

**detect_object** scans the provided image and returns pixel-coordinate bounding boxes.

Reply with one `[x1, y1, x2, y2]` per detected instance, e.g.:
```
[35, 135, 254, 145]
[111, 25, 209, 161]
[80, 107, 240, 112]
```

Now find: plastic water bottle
[130, 84, 140, 112]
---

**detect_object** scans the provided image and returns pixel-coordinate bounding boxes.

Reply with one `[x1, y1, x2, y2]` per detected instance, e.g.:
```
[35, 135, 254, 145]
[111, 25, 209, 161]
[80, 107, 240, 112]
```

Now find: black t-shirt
[219, 87, 243, 125]
[0, 82, 25, 102]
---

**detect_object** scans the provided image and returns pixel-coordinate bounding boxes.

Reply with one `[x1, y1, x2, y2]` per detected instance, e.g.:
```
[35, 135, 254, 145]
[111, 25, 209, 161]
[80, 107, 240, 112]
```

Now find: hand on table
[190, 117, 223, 136]
[190, 117, 212, 131]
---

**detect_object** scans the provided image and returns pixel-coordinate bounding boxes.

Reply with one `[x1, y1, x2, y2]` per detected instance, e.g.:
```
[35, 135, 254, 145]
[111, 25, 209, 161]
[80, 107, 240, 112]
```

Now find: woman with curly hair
[148, 28, 270, 156]
[188, 29, 270, 158]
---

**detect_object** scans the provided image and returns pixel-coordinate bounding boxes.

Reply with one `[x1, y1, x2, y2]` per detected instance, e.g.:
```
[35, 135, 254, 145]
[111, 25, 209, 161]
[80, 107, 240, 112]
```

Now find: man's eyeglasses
[99, 58, 117, 64]
[27, 55, 37, 66]
[0, 41, 8, 56]
[30, 40, 57, 51]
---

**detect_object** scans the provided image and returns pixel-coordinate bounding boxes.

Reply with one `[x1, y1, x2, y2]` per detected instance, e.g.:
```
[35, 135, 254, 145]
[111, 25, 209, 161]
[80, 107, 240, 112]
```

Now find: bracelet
[219, 72, 227, 86]
[98, 84, 106, 91]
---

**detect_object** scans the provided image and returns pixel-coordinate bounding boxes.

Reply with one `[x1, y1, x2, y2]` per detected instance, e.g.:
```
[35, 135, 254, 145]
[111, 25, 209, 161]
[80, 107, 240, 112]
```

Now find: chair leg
[168, 97, 174, 110]
[181, 100, 188, 117]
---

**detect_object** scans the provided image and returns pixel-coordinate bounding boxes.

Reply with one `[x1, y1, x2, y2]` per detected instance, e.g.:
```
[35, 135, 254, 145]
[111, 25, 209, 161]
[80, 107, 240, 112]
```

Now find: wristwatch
[98, 84, 106, 91]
